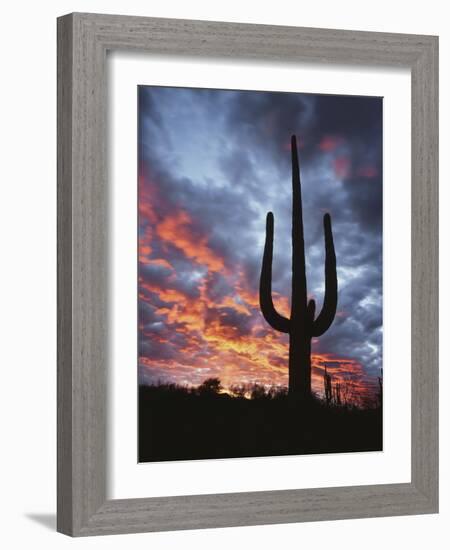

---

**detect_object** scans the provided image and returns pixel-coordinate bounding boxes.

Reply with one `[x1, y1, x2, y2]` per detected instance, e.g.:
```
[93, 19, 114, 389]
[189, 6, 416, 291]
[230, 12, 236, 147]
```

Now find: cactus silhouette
[324, 367, 333, 405]
[259, 135, 338, 400]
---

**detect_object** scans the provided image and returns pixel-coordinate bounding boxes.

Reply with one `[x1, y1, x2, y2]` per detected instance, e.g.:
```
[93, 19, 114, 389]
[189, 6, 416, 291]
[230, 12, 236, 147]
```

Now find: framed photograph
[57, 13, 438, 536]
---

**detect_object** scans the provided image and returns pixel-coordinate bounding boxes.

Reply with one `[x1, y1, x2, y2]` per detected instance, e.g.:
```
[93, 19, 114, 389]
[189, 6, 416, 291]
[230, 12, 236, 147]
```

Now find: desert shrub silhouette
[197, 377, 222, 395]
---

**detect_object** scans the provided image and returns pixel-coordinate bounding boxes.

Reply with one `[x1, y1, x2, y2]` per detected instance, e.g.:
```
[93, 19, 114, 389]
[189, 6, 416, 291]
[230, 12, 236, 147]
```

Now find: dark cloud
[207, 306, 253, 337]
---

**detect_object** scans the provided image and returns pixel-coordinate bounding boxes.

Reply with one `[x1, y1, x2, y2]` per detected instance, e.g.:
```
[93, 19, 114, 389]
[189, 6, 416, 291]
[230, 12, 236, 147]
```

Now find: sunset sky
[138, 86, 383, 404]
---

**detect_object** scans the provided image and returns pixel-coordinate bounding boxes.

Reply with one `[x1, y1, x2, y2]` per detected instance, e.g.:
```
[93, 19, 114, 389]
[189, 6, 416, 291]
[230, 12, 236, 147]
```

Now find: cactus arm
[259, 212, 290, 333]
[312, 213, 338, 337]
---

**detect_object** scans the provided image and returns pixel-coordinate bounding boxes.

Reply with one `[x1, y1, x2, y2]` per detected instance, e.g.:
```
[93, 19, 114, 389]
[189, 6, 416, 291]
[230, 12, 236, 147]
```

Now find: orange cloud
[156, 210, 225, 272]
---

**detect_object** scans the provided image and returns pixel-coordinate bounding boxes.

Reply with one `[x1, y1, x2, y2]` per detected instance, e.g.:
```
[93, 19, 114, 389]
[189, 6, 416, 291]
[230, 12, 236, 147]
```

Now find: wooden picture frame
[57, 12, 438, 536]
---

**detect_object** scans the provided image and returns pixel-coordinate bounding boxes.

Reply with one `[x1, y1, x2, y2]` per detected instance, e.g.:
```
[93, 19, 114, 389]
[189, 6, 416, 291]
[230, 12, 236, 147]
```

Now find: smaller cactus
[324, 367, 332, 405]
[377, 376, 383, 408]
[334, 382, 342, 406]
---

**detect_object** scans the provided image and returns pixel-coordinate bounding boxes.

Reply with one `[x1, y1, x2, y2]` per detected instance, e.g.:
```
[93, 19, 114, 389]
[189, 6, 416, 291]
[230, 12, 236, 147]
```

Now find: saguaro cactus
[259, 135, 338, 400]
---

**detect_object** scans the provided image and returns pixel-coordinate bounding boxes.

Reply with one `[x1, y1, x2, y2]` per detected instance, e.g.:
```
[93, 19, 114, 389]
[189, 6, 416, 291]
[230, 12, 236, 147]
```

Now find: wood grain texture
[57, 12, 439, 536]
[410, 36, 439, 506]
[57, 13, 73, 535]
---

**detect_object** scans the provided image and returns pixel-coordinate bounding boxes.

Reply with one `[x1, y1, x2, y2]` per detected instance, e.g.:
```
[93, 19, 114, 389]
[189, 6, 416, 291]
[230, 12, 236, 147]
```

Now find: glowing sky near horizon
[138, 86, 383, 405]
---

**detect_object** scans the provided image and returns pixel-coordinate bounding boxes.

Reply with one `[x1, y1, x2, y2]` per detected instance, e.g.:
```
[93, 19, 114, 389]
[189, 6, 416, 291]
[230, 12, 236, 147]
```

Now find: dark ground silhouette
[139, 381, 382, 462]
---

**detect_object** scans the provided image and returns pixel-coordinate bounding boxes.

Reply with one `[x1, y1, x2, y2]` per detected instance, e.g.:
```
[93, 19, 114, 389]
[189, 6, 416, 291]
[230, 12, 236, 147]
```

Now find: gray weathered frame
[57, 12, 438, 537]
